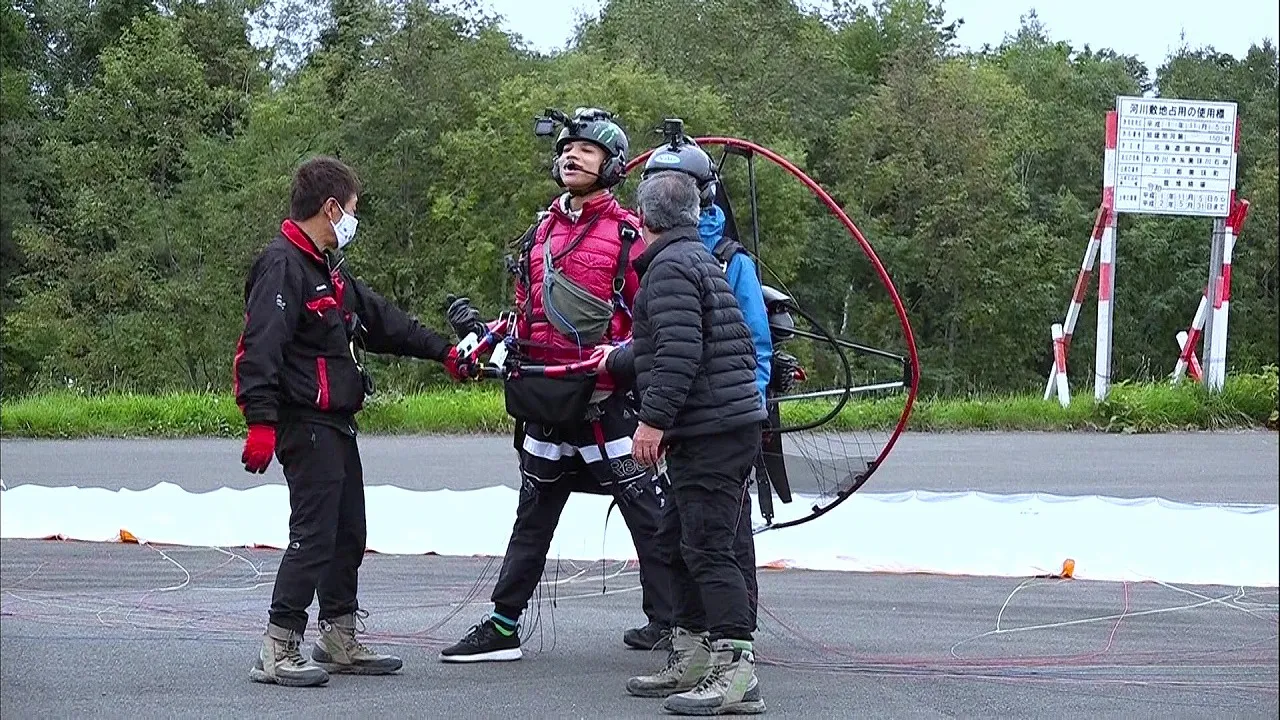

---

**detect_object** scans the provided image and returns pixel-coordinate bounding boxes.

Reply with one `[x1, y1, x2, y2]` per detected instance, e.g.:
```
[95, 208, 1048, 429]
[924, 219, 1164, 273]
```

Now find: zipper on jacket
[315, 357, 330, 410]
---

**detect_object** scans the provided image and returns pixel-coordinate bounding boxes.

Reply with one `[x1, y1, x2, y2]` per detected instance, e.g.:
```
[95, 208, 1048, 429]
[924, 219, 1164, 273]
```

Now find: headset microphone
[560, 159, 601, 178]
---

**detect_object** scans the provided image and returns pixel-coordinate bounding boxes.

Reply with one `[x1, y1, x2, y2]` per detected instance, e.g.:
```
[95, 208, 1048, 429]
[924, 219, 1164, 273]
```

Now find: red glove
[241, 424, 276, 474]
[443, 345, 476, 382]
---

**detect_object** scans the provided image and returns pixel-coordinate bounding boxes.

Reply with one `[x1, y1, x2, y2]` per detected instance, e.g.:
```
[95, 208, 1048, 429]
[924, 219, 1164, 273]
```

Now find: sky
[484, 0, 1279, 75]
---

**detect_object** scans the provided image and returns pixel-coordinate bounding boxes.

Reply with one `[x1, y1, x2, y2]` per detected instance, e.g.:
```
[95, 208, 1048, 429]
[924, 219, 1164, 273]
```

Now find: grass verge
[2, 371, 1276, 439]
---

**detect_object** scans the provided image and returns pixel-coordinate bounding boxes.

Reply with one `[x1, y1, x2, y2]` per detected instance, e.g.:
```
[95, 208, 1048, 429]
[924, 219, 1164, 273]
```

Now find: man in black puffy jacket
[598, 171, 768, 716]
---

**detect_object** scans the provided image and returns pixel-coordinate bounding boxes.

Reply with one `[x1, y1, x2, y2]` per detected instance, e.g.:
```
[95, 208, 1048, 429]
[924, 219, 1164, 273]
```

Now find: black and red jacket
[233, 219, 451, 427]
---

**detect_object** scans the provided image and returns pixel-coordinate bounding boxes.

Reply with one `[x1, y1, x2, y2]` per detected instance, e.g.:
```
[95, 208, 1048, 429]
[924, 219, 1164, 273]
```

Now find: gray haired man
[596, 171, 768, 715]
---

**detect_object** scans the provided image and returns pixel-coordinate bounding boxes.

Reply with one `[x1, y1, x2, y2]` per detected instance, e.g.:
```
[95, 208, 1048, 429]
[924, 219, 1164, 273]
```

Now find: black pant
[672, 463, 759, 629]
[737, 479, 759, 628]
[659, 422, 761, 642]
[490, 397, 674, 625]
[268, 421, 366, 634]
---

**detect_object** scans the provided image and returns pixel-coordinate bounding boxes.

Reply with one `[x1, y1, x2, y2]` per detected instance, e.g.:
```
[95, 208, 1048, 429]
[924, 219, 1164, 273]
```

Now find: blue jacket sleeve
[725, 252, 772, 405]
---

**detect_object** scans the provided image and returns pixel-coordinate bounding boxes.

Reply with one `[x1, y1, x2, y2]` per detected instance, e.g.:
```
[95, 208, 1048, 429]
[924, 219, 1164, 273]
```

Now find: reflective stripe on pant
[268, 421, 366, 633]
[490, 396, 674, 624]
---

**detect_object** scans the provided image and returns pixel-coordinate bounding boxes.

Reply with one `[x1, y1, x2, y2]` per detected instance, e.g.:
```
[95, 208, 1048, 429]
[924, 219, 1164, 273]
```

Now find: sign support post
[1093, 206, 1118, 401]
[1202, 218, 1226, 389]
[1094, 112, 1118, 401]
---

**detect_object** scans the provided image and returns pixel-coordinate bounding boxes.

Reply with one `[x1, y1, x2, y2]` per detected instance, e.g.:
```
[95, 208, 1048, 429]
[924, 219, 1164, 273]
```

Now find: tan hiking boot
[625, 627, 711, 698]
[662, 639, 766, 715]
[312, 610, 403, 675]
[249, 623, 329, 687]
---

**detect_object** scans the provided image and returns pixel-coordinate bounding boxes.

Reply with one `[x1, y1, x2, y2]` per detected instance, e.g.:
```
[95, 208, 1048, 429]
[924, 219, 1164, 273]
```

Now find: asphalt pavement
[2, 430, 1277, 503]
[2, 432, 1277, 718]
[2, 540, 1276, 719]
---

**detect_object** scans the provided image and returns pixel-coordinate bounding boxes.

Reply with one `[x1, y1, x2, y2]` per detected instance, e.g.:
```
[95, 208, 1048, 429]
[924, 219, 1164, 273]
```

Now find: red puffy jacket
[513, 192, 643, 393]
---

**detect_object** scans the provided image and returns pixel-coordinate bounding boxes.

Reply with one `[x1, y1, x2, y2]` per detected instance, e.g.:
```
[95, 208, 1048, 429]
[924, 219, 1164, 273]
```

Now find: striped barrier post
[1094, 111, 1119, 402]
[1175, 330, 1203, 383]
[1044, 206, 1107, 401]
[1205, 197, 1250, 391]
[1172, 290, 1209, 383]
[1051, 323, 1071, 407]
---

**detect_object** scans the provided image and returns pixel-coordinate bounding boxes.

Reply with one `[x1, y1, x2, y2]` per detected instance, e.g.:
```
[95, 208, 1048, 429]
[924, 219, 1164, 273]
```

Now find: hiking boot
[624, 620, 673, 651]
[312, 610, 403, 675]
[438, 616, 522, 663]
[625, 627, 710, 698]
[662, 639, 766, 715]
[249, 623, 330, 687]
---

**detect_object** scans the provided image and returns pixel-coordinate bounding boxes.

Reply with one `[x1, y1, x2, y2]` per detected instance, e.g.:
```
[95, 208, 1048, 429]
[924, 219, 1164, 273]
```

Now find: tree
[1, 0, 1275, 397]
[834, 51, 1062, 392]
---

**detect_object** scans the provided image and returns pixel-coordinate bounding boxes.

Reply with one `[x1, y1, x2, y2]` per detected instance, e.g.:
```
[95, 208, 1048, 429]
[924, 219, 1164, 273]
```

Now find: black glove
[445, 294, 486, 341]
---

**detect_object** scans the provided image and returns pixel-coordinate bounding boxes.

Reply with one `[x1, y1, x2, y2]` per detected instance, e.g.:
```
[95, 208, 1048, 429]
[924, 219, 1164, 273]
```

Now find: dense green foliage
[2, 0, 1276, 399]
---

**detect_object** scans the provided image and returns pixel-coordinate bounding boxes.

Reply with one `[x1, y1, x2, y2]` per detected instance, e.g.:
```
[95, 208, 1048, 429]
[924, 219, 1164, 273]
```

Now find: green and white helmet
[553, 107, 630, 189]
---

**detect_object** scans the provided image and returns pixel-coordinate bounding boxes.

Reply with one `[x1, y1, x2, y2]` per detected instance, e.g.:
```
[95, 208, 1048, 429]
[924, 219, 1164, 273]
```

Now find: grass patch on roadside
[3, 370, 1276, 439]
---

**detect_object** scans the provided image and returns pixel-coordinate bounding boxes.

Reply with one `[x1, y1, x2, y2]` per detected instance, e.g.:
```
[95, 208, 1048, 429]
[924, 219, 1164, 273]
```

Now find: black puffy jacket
[234, 220, 452, 429]
[607, 225, 766, 439]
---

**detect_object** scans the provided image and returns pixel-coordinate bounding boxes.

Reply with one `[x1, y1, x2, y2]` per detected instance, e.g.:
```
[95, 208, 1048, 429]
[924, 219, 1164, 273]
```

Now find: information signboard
[1113, 96, 1238, 217]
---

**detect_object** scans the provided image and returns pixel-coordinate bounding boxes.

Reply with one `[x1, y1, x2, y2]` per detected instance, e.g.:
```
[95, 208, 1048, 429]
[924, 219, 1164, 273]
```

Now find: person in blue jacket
[637, 136, 770, 633]
[698, 202, 773, 405]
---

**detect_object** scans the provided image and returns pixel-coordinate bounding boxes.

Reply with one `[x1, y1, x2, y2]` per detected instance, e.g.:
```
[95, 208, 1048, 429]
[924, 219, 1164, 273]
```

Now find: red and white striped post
[1175, 331, 1204, 382]
[1172, 288, 1209, 383]
[1094, 111, 1119, 402]
[1044, 206, 1107, 401]
[1051, 323, 1071, 407]
[1206, 197, 1250, 390]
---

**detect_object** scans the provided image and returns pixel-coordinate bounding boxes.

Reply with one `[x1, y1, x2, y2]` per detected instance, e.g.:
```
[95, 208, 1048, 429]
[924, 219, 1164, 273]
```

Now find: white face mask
[331, 206, 358, 249]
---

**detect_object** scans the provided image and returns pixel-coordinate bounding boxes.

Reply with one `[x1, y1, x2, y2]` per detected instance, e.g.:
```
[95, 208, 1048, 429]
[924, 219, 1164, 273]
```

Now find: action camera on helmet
[660, 118, 685, 147]
[641, 118, 719, 206]
[533, 116, 556, 137]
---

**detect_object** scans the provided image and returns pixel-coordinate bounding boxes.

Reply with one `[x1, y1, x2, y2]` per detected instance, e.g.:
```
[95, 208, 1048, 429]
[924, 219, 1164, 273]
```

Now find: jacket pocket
[315, 357, 330, 410]
[313, 352, 364, 414]
[305, 295, 340, 315]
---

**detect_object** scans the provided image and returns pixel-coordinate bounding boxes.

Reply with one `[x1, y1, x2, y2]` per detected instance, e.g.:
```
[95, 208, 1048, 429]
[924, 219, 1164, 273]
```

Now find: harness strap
[514, 217, 545, 326]
[591, 417, 624, 517]
[513, 420, 526, 454]
[711, 236, 747, 272]
[613, 222, 638, 295]
[588, 410, 625, 595]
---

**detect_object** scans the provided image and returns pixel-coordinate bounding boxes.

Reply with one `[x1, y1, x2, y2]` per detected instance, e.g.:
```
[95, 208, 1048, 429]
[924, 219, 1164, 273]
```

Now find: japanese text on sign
[1112, 96, 1238, 217]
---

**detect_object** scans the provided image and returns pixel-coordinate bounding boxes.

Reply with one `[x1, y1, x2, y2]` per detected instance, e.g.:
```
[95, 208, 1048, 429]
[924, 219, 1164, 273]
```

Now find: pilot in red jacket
[439, 108, 677, 663]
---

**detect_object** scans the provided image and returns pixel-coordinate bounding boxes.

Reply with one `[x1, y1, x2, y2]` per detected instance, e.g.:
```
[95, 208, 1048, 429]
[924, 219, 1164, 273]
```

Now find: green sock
[489, 611, 518, 636]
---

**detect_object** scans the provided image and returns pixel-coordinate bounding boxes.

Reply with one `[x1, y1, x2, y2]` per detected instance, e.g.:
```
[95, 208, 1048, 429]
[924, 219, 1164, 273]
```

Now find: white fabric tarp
[1, 482, 1275, 587]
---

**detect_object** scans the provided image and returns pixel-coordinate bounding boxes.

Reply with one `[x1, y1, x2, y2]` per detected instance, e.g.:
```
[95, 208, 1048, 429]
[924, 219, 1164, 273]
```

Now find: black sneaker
[439, 617, 522, 663]
[623, 621, 673, 651]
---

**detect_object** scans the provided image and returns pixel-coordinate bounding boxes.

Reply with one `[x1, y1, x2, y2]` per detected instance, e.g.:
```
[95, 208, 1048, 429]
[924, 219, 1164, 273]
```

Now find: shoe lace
[690, 661, 727, 694]
[347, 609, 375, 654]
[281, 637, 308, 667]
[352, 608, 371, 633]
[659, 646, 683, 673]
[464, 617, 498, 645]
[649, 625, 674, 651]
[321, 609, 375, 655]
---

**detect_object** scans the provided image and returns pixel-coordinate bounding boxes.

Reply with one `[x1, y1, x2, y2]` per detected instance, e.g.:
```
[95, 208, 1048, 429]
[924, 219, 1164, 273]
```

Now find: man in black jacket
[234, 155, 470, 687]
[598, 171, 768, 715]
